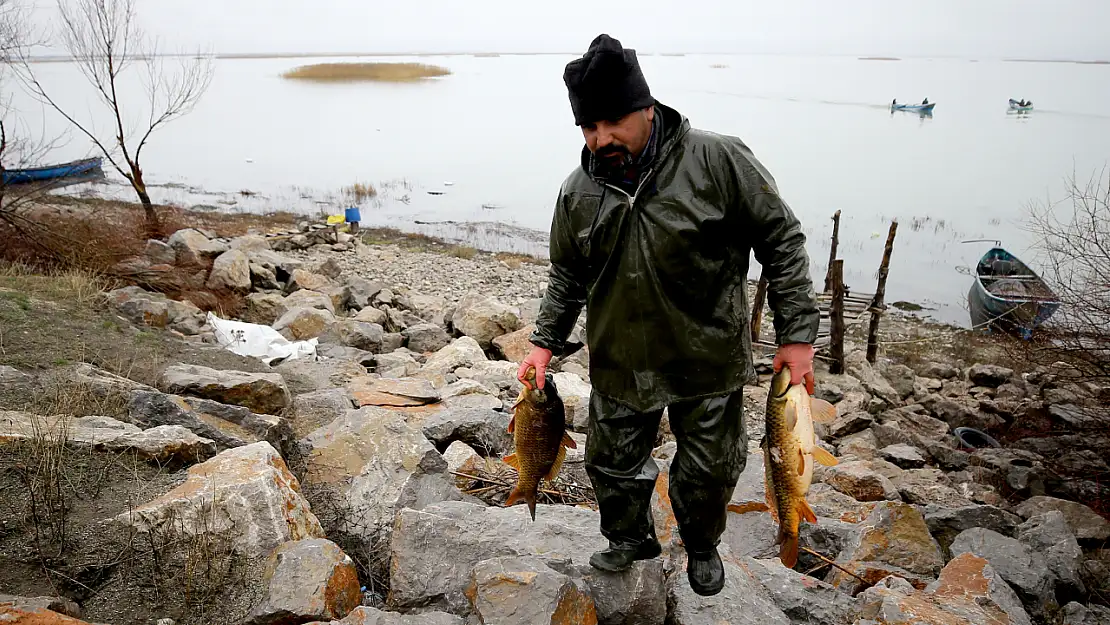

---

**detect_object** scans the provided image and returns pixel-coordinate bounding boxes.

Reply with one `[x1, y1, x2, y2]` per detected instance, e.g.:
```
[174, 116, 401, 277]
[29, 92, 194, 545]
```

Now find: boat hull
[1008, 99, 1033, 112]
[2, 156, 104, 185]
[892, 102, 936, 113]
[967, 246, 1060, 339]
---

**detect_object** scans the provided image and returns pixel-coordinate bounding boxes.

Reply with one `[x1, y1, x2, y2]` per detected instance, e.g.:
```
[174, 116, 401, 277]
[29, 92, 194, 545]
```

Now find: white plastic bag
[206, 312, 317, 365]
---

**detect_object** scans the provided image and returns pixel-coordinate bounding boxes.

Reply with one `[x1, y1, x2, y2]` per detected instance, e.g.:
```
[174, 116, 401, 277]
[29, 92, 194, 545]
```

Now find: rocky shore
[1, 222, 1108, 625]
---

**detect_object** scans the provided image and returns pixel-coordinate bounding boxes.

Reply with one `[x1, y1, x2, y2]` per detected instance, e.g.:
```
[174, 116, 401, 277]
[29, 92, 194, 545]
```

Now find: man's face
[581, 106, 654, 165]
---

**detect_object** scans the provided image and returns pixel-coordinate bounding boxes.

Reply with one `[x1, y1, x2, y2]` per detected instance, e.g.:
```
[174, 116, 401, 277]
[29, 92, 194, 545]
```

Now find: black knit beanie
[563, 34, 655, 126]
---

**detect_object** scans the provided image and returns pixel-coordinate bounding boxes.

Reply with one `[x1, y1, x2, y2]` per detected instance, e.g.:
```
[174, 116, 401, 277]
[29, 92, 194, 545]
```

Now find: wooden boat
[2, 156, 104, 185]
[891, 101, 936, 113]
[967, 246, 1060, 339]
[1008, 98, 1033, 112]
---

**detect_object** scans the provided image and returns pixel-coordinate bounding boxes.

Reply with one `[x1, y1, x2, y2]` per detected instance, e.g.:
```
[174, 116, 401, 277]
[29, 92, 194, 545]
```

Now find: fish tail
[779, 533, 799, 569]
[505, 484, 537, 521]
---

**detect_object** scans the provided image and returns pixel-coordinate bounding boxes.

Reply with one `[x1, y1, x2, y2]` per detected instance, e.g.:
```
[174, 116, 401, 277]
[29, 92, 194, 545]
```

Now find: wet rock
[129, 390, 292, 455]
[451, 291, 522, 348]
[836, 429, 879, 460]
[287, 269, 337, 294]
[402, 323, 451, 354]
[206, 249, 252, 291]
[106, 285, 204, 329]
[291, 388, 355, 438]
[347, 377, 440, 407]
[826, 502, 944, 594]
[275, 307, 337, 340]
[925, 504, 1023, 558]
[923, 361, 960, 380]
[744, 557, 862, 625]
[949, 527, 1056, 620]
[1061, 602, 1110, 625]
[0, 411, 217, 466]
[1014, 496, 1110, 544]
[822, 460, 901, 502]
[666, 554, 791, 625]
[969, 364, 1015, 388]
[466, 556, 598, 625]
[388, 502, 664, 623]
[115, 442, 324, 559]
[1018, 511, 1086, 601]
[247, 538, 361, 625]
[160, 363, 291, 415]
[319, 320, 384, 352]
[827, 412, 874, 439]
[552, 371, 592, 432]
[169, 227, 228, 265]
[421, 407, 512, 457]
[300, 407, 465, 547]
[880, 444, 927, 469]
[303, 607, 464, 624]
[417, 337, 488, 383]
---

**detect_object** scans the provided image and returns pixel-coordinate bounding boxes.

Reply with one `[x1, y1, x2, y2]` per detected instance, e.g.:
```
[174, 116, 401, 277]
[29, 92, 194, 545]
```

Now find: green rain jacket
[530, 101, 820, 413]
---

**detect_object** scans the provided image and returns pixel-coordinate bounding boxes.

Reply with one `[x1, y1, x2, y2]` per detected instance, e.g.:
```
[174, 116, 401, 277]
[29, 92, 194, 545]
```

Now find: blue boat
[1008, 98, 1033, 112]
[967, 246, 1060, 339]
[891, 101, 936, 113]
[2, 156, 104, 185]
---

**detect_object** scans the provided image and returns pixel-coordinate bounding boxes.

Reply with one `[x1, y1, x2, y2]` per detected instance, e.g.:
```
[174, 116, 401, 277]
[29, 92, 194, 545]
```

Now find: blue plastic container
[344, 207, 361, 224]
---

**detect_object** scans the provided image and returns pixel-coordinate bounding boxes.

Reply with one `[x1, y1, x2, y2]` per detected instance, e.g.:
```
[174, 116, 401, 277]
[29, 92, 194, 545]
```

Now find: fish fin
[505, 485, 537, 521]
[798, 498, 818, 524]
[544, 446, 567, 482]
[763, 466, 780, 523]
[561, 431, 578, 449]
[810, 398, 838, 423]
[797, 447, 807, 476]
[784, 401, 798, 432]
[502, 453, 520, 469]
[507, 415, 515, 434]
[812, 446, 839, 467]
[779, 534, 799, 568]
[728, 502, 769, 514]
[510, 387, 526, 411]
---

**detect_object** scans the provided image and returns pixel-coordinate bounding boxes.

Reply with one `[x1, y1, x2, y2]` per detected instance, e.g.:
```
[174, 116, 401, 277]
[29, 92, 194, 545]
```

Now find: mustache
[597, 145, 631, 159]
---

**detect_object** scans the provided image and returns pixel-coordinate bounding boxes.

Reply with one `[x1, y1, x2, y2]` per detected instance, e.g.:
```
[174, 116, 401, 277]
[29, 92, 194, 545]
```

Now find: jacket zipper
[601, 167, 654, 208]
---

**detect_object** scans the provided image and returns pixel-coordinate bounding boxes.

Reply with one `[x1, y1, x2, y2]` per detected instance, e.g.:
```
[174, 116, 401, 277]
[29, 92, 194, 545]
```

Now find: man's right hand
[518, 346, 554, 389]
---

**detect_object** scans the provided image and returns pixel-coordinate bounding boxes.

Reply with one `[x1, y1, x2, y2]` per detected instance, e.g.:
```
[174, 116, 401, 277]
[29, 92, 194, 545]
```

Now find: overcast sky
[26, 0, 1110, 60]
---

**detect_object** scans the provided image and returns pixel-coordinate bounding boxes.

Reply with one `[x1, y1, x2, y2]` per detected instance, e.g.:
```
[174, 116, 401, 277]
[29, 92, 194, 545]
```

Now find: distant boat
[967, 245, 1060, 339]
[891, 101, 936, 113]
[1008, 98, 1034, 112]
[1, 156, 104, 185]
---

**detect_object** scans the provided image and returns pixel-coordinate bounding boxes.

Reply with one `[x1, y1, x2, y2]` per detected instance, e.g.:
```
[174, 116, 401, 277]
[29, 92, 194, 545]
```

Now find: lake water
[11, 54, 1110, 326]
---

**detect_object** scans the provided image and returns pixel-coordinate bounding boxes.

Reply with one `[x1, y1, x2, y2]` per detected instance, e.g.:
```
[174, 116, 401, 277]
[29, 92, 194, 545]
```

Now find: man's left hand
[773, 342, 816, 394]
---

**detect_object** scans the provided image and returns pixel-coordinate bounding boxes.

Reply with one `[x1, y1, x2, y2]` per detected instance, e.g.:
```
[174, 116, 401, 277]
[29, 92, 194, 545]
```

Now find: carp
[503, 365, 578, 521]
[762, 364, 839, 567]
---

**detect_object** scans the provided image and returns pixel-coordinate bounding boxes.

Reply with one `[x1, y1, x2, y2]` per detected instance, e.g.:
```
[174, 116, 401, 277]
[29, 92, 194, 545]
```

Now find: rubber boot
[589, 539, 663, 572]
[686, 547, 725, 596]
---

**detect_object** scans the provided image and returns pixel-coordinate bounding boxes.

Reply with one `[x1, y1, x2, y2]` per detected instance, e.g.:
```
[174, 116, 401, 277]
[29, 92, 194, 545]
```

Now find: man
[516, 34, 819, 597]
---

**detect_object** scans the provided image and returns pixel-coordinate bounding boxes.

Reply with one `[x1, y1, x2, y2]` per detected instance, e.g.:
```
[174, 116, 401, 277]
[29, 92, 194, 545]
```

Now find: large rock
[466, 556, 598, 625]
[846, 352, 901, 407]
[160, 363, 291, 415]
[552, 371, 592, 432]
[666, 553, 791, 625]
[744, 557, 861, 625]
[924, 394, 1004, 432]
[342, 276, 384, 311]
[822, 460, 901, 502]
[491, 324, 537, 363]
[949, 527, 1057, 620]
[857, 553, 1032, 625]
[826, 502, 944, 593]
[246, 292, 288, 325]
[882, 363, 918, 400]
[388, 501, 665, 624]
[969, 364, 1015, 388]
[286, 269, 337, 294]
[836, 429, 879, 460]
[1017, 511, 1086, 600]
[0, 605, 95, 623]
[880, 444, 927, 469]
[827, 412, 874, 439]
[924, 504, 1023, 558]
[105, 286, 203, 329]
[347, 377, 440, 408]
[450, 292, 522, 348]
[280, 289, 336, 316]
[1062, 603, 1110, 625]
[299, 407, 464, 544]
[129, 390, 292, 455]
[0, 411, 216, 466]
[1014, 496, 1110, 543]
[890, 469, 973, 508]
[274, 307, 337, 340]
[303, 607, 463, 624]
[417, 337, 488, 383]
[247, 538, 362, 625]
[114, 442, 324, 559]
[319, 320, 384, 352]
[207, 249, 252, 291]
[290, 388, 355, 438]
[168, 227, 228, 265]
[402, 323, 451, 354]
[421, 407, 513, 456]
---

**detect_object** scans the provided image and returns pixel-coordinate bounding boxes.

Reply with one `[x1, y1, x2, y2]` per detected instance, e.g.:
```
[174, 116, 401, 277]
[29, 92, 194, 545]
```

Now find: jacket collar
[579, 101, 690, 188]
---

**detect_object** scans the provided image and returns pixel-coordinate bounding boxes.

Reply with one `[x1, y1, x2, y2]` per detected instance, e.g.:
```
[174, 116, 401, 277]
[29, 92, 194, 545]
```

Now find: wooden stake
[829, 259, 846, 374]
[750, 272, 769, 345]
[866, 221, 899, 364]
[823, 210, 842, 293]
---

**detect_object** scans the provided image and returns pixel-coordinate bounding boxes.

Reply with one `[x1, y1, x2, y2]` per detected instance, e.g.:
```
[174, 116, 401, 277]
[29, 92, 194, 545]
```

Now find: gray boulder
[207, 249, 252, 291]
[421, 407, 513, 456]
[129, 390, 293, 456]
[246, 538, 362, 625]
[159, 363, 291, 415]
[468, 556, 598, 625]
[949, 527, 1057, 621]
[1017, 511, 1086, 600]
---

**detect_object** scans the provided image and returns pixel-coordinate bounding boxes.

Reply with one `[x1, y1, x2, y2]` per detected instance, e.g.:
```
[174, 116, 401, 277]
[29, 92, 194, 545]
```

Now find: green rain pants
[584, 388, 748, 553]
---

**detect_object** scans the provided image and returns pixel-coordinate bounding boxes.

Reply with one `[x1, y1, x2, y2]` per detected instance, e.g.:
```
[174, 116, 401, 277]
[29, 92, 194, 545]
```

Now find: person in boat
[892, 98, 897, 107]
[520, 33, 820, 598]
[1018, 99, 1026, 107]
[922, 97, 929, 105]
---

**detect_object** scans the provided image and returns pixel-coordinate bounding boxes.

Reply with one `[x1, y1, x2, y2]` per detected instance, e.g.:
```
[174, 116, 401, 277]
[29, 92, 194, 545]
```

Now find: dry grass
[281, 62, 451, 83]
[345, 181, 377, 202]
[446, 245, 478, 260]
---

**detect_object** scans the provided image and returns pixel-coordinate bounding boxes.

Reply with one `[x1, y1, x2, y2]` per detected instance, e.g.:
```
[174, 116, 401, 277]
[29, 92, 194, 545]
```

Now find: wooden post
[823, 210, 842, 293]
[750, 273, 769, 345]
[866, 221, 899, 364]
[829, 259, 846, 374]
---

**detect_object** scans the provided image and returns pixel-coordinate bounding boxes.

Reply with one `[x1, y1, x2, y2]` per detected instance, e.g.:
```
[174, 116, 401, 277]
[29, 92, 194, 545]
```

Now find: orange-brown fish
[762, 364, 839, 568]
[503, 366, 577, 521]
